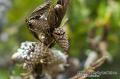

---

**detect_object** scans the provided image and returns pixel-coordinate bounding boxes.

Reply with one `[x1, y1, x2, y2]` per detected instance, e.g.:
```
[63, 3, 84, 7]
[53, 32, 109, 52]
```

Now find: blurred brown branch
[70, 25, 110, 79]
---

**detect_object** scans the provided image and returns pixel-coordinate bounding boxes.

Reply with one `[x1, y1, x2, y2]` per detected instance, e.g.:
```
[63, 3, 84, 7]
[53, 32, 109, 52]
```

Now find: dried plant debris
[25, 0, 70, 52]
[12, 41, 67, 72]
[11, 0, 110, 79]
[12, 0, 70, 79]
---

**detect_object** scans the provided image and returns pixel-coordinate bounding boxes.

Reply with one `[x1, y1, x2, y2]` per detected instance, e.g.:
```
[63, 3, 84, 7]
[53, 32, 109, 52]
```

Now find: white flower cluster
[12, 41, 36, 62]
[12, 41, 37, 69]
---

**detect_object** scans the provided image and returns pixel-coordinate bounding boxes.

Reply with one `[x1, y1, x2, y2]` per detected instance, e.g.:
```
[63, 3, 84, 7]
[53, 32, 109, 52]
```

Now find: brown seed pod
[29, 0, 51, 20]
[47, 0, 69, 28]
[47, 4, 63, 28]
[52, 27, 69, 52]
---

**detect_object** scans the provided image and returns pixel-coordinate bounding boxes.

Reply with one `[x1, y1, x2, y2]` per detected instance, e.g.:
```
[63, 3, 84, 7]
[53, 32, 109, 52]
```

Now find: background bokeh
[0, 0, 120, 79]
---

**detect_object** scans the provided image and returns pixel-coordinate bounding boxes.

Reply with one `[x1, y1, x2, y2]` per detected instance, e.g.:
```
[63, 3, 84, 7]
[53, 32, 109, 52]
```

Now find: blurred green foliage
[0, 0, 120, 79]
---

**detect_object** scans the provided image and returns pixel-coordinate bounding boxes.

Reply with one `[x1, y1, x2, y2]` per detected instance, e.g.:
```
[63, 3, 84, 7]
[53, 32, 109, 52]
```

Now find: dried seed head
[53, 27, 70, 52]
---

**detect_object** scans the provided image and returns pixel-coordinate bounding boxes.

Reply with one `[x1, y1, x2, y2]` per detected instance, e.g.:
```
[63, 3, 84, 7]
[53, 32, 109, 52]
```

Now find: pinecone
[53, 27, 69, 52]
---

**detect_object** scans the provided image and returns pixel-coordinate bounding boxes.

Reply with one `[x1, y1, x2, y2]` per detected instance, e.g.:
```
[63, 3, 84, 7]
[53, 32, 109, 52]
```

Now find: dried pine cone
[53, 27, 69, 52]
